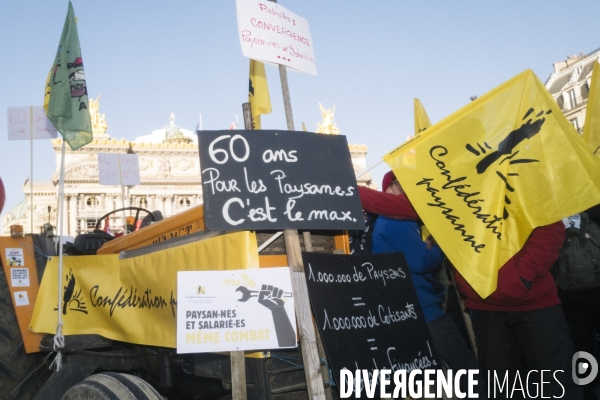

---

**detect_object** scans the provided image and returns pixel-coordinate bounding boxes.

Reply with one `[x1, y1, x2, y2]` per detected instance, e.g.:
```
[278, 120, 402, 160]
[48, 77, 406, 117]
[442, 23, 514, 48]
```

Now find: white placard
[98, 153, 141, 186]
[5, 248, 24, 267]
[236, 0, 317, 76]
[10, 268, 30, 287]
[177, 267, 297, 354]
[14, 291, 29, 307]
[7, 106, 58, 140]
[563, 214, 581, 229]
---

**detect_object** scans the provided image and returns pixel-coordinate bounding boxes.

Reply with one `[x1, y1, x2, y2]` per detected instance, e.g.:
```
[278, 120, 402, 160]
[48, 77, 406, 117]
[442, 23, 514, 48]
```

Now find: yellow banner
[384, 69, 600, 298]
[30, 231, 259, 348]
[584, 61, 600, 156]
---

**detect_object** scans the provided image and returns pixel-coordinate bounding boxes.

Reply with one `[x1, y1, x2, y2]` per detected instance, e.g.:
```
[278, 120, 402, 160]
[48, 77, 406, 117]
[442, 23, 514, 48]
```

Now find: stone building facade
[545, 48, 600, 133]
[1, 103, 373, 237]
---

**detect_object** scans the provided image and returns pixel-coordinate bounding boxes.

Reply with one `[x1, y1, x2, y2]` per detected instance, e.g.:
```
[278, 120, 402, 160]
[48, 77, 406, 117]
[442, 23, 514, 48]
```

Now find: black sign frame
[198, 130, 365, 231]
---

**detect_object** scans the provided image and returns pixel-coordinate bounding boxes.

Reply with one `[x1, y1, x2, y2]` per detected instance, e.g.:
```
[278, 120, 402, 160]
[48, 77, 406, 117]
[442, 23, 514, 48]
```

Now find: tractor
[0, 204, 347, 399]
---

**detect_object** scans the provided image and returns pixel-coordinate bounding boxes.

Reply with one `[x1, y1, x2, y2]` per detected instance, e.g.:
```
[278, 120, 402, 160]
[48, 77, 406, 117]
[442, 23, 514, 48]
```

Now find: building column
[165, 195, 173, 217]
[69, 196, 77, 237]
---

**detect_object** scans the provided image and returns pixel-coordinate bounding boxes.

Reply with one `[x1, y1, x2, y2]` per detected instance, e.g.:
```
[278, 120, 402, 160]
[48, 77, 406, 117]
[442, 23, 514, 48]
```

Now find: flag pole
[355, 158, 384, 179]
[51, 139, 67, 371]
[29, 106, 34, 234]
[266, 2, 325, 398]
[117, 154, 128, 236]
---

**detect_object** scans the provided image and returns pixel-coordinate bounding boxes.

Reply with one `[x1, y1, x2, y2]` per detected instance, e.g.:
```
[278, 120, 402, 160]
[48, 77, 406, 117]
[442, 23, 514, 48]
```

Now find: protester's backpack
[552, 212, 600, 290]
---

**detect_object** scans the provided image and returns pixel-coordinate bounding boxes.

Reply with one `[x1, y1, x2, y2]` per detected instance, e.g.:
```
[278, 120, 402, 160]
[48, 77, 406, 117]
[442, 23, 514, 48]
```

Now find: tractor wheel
[61, 372, 163, 400]
[0, 266, 51, 399]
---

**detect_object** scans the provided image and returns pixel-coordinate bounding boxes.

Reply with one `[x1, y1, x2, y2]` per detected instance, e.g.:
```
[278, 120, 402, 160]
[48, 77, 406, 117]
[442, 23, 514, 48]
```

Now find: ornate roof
[6, 200, 27, 219]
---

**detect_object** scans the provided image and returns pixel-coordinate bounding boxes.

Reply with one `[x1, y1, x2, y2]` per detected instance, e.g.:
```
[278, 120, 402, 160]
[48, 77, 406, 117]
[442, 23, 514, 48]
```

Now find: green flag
[44, 1, 92, 151]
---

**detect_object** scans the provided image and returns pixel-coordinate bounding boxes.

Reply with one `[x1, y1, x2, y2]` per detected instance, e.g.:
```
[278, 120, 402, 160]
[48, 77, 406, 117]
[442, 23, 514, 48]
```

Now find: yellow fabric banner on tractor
[384, 69, 600, 298]
[584, 61, 600, 156]
[30, 231, 259, 348]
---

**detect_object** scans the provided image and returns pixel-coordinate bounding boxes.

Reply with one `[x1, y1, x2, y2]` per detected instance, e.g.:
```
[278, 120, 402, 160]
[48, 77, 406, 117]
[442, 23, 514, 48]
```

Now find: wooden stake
[231, 351, 248, 400]
[303, 232, 334, 400]
[283, 229, 326, 400]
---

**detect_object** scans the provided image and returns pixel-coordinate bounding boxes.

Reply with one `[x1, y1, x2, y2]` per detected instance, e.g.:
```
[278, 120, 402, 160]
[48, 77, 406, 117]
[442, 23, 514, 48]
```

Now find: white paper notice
[177, 267, 297, 354]
[7, 106, 58, 140]
[5, 248, 24, 267]
[236, 0, 317, 76]
[98, 153, 141, 186]
[14, 291, 29, 307]
[11, 268, 30, 287]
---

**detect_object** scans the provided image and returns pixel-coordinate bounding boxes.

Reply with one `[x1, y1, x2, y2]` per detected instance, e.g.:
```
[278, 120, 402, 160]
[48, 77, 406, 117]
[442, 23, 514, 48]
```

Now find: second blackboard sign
[302, 251, 440, 398]
[198, 130, 365, 231]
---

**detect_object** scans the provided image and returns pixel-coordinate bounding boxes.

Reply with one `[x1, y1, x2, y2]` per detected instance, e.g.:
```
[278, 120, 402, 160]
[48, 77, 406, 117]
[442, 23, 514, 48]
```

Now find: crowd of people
[350, 170, 600, 399]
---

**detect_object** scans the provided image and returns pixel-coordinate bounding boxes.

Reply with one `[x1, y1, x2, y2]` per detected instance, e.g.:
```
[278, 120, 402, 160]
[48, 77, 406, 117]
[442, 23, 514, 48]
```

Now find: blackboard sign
[198, 130, 365, 231]
[302, 252, 440, 398]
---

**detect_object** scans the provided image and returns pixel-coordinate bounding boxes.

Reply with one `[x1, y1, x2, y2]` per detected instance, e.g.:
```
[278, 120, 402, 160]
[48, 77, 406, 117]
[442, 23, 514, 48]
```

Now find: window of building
[570, 118, 580, 133]
[179, 197, 191, 208]
[581, 83, 590, 101]
[556, 95, 564, 110]
[139, 197, 148, 208]
[87, 196, 98, 208]
[86, 219, 97, 231]
[569, 89, 577, 109]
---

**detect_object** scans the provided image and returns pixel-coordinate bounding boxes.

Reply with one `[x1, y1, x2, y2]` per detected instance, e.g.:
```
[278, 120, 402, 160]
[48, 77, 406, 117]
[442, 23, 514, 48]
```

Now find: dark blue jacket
[372, 216, 445, 323]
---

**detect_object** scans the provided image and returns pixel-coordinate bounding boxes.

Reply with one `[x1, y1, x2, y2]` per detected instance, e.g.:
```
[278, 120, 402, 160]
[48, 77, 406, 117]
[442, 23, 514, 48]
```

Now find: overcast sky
[1, 0, 599, 220]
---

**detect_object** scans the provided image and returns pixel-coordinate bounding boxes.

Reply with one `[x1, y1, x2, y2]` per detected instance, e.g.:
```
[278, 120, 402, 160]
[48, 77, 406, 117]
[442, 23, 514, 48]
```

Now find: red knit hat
[382, 170, 397, 192]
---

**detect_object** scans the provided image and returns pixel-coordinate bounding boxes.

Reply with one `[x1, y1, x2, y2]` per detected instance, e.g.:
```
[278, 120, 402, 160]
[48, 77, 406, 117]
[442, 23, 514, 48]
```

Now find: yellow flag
[384, 69, 600, 298]
[248, 59, 272, 130]
[584, 61, 600, 156]
[414, 98, 432, 136]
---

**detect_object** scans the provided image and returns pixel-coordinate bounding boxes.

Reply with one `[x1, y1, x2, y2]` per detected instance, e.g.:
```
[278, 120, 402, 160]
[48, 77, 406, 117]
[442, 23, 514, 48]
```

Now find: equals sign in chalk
[367, 338, 377, 351]
[352, 297, 365, 307]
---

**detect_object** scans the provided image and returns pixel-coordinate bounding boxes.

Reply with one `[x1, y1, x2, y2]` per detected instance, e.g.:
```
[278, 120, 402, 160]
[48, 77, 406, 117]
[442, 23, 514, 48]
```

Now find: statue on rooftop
[89, 95, 108, 135]
[164, 113, 192, 144]
[315, 103, 340, 135]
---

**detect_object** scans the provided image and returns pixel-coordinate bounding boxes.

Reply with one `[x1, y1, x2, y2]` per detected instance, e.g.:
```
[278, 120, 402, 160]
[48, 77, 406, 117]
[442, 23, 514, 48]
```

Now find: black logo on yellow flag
[466, 108, 551, 219]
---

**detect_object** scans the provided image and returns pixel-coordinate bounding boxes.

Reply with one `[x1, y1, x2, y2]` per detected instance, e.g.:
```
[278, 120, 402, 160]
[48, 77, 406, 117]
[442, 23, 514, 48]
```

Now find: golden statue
[315, 103, 340, 135]
[89, 95, 108, 135]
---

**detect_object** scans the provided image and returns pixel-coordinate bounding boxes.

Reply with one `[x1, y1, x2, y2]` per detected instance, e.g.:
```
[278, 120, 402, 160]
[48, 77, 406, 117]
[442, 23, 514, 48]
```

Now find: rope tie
[49, 322, 65, 371]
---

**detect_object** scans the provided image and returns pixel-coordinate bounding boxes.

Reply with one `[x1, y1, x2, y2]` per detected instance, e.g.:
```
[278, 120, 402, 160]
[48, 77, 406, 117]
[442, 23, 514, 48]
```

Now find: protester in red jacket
[453, 222, 564, 312]
[357, 185, 418, 220]
[455, 222, 581, 399]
